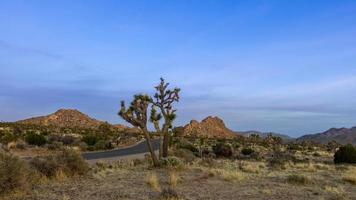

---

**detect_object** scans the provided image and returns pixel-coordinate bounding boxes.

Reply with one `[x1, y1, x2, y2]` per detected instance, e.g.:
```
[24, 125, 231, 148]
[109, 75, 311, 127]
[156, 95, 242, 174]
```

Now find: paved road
[82, 139, 160, 160]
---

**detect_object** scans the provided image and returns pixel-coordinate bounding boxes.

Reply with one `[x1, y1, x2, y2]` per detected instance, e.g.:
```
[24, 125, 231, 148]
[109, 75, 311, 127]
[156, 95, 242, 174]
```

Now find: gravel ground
[4, 159, 355, 200]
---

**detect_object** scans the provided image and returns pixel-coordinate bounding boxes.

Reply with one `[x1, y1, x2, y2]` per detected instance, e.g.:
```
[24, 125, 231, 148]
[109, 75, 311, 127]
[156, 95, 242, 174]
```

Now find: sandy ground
[4, 158, 355, 200]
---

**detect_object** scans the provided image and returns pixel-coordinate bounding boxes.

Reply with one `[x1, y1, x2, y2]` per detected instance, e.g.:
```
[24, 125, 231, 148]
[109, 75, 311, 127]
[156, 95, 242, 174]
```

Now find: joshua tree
[119, 94, 159, 166]
[151, 78, 180, 157]
[150, 106, 163, 158]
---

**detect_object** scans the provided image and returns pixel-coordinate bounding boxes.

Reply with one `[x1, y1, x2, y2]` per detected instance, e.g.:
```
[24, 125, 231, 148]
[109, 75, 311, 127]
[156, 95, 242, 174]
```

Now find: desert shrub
[25, 132, 47, 146]
[286, 174, 312, 185]
[82, 134, 100, 146]
[0, 132, 16, 145]
[177, 140, 199, 153]
[160, 156, 183, 168]
[78, 142, 88, 151]
[334, 144, 356, 164]
[47, 141, 63, 150]
[59, 149, 89, 176]
[241, 148, 254, 156]
[61, 135, 76, 145]
[269, 158, 286, 170]
[0, 152, 31, 194]
[268, 151, 297, 169]
[202, 148, 216, 158]
[48, 134, 61, 143]
[94, 140, 106, 150]
[30, 156, 59, 177]
[87, 146, 95, 151]
[171, 148, 196, 163]
[30, 149, 89, 177]
[15, 140, 27, 150]
[313, 152, 321, 157]
[212, 143, 233, 158]
[287, 143, 302, 151]
[94, 140, 113, 150]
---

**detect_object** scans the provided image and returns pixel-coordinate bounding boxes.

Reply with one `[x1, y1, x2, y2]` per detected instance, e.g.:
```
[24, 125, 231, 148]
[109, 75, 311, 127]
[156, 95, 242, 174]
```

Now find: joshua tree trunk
[159, 133, 164, 159]
[152, 120, 163, 159]
[162, 125, 169, 157]
[143, 127, 159, 166]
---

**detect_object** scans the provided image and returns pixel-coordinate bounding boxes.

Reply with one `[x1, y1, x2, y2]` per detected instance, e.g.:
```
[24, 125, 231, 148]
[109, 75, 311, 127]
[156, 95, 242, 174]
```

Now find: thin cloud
[0, 40, 63, 60]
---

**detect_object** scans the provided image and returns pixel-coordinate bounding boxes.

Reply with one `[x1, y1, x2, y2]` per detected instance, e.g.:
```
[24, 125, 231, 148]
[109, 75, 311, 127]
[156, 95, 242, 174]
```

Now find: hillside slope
[17, 109, 104, 128]
[297, 127, 356, 145]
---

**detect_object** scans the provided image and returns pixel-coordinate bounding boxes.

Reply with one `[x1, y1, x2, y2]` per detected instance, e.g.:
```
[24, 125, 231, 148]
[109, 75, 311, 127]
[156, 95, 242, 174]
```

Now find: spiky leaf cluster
[119, 94, 152, 129]
[150, 106, 162, 123]
[153, 78, 180, 125]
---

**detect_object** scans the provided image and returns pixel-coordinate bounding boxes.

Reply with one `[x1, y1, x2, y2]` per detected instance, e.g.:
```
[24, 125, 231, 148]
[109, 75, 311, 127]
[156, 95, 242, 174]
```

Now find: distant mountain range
[13, 109, 356, 145]
[297, 127, 356, 145]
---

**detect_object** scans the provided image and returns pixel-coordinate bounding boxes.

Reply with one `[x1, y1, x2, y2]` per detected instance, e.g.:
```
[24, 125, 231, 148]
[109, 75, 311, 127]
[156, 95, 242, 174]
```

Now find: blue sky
[0, 0, 356, 137]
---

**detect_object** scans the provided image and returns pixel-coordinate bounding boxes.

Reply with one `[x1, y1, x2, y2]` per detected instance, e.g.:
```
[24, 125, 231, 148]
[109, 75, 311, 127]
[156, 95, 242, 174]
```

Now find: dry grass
[54, 169, 67, 183]
[209, 168, 245, 182]
[324, 186, 346, 200]
[342, 167, 356, 185]
[3, 146, 356, 200]
[239, 161, 262, 173]
[146, 172, 161, 192]
[293, 163, 317, 172]
[168, 171, 179, 187]
[286, 174, 313, 185]
[314, 163, 332, 170]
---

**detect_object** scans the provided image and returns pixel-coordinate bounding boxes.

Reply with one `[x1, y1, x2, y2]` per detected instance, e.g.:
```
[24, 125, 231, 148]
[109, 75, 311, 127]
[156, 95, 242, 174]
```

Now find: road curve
[82, 139, 160, 160]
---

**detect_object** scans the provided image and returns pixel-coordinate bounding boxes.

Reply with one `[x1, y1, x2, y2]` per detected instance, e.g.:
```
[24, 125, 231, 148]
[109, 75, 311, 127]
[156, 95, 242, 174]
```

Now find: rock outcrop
[182, 116, 236, 138]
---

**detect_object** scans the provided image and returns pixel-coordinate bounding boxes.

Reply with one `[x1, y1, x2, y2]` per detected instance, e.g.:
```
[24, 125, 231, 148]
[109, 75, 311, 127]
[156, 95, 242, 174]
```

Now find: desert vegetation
[1, 78, 356, 200]
[1, 131, 356, 200]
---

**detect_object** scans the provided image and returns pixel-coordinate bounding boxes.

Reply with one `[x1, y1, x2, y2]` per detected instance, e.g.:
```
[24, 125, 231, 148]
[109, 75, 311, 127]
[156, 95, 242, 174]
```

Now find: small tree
[151, 78, 180, 158]
[334, 144, 356, 164]
[119, 94, 159, 166]
[25, 131, 47, 146]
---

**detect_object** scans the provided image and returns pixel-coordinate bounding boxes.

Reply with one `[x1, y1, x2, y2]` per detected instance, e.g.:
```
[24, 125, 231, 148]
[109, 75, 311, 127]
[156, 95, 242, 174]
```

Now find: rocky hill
[182, 116, 236, 138]
[297, 127, 356, 145]
[17, 109, 104, 128]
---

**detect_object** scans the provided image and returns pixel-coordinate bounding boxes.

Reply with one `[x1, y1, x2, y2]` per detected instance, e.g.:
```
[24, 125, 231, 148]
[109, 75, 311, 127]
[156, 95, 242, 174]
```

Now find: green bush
[94, 140, 113, 150]
[82, 134, 100, 146]
[177, 141, 199, 153]
[0, 151, 31, 194]
[160, 156, 183, 168]
[334, 144, 356, 164]
[212, 143, 233, 158]
[25, 132, 47, 146]
[78, 142, 88, 151]
[30, 149, 89, 177]
[0, 132, 16, 145]
[241, 148, 254, 156]
[172, 148, 196, 163]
